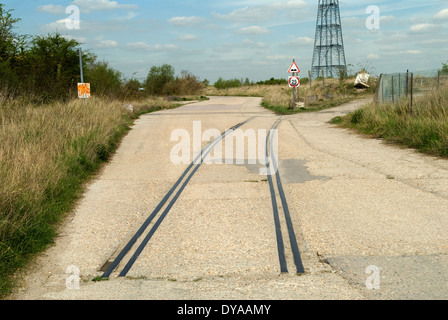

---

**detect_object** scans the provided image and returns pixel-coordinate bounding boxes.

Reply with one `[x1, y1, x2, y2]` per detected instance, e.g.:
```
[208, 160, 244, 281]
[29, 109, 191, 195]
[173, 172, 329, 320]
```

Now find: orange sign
[78, 83, 91, 98]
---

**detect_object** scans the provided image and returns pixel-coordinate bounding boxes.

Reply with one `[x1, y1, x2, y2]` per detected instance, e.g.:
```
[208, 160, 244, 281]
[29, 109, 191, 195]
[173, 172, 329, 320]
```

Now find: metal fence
[376, 69, 448, 104]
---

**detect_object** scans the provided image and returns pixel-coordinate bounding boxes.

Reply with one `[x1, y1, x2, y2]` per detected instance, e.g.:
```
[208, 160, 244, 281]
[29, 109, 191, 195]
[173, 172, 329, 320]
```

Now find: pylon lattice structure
[311, 0, 347, 79]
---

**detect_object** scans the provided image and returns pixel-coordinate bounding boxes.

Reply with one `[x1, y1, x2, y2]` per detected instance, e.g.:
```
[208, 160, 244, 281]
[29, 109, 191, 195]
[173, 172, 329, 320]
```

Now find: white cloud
[284, 36, 313, 47]
[96, 40, 118, 48]
[168, 16, 207, 27]
[380, 15, 396, 23]
[237, 26, 270, 35]
[212, 6, 274, 22]
[434, 8, 448, 20]
[410, 23, 436, 31]
[37, 1, 138, 15]
[125, 42, 179, 52]
[36, 4, 66, 15]
[178, 34, 199, 41]
[284, 0, 307, 9]
[404, 50, 421, 55]
[125, 42, 150, 50]
[242, 39, 268, 48]
[40, 18, 132, 34]
[72, 0, 138, 14]
[116, 11, 140, 21]
[62, 35, 88, 43]
[212, 1, 306, 22]
[40, 18, 74, 31]
[367, 54, 380, 59]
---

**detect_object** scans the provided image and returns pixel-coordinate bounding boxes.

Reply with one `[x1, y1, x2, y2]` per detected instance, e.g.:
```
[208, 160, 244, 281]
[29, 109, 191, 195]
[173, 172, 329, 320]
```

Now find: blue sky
[4, 0, 448, 83]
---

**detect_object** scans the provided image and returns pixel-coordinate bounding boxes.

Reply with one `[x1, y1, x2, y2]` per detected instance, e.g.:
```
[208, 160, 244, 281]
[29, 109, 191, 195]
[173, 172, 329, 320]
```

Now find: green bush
[144, 64, 175, 95]
[85, 60, 123, 98]
[214, 77, 242, 89]
[164, 70, 204, 96]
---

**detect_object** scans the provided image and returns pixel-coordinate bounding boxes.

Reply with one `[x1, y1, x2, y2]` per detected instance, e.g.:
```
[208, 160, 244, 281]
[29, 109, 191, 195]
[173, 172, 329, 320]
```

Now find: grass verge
[205, 77, 377, 115]
[333, 89, 448, 158]
[262, 96, 356, 115]
[0, 96, 178, 298]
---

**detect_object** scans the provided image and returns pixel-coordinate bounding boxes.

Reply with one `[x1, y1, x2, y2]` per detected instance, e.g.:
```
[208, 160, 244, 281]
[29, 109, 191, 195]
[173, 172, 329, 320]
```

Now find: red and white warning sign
[288, 76, 300, 88]
[287, 61, 300, 73]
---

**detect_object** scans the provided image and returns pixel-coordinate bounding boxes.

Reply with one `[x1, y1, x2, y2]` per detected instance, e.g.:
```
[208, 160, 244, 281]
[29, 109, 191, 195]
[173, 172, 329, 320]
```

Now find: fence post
[308, 70, 313, 96]
[406, 70, 409, 98]
[375, 74, 383, 103]
[391, 75, 394, 103]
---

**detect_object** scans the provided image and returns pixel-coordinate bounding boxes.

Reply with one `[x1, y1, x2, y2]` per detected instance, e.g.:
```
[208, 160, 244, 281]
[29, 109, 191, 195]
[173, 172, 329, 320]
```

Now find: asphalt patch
[279, 159, 330, 184]
[325, 254, 448, 300]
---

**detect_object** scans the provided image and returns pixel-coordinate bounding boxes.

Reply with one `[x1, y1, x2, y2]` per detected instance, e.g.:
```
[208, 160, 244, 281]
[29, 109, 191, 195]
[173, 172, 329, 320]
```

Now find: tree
[26, 33, 94, 101]
[0, 4, 28, 94]
[213, 77, 242, 89]
[441, 61, 448, 75]
[0, 4, 27, 60]
[164, 70, 203, 96]
[144, 64, 175, 95]
[85, 60, 123, 97]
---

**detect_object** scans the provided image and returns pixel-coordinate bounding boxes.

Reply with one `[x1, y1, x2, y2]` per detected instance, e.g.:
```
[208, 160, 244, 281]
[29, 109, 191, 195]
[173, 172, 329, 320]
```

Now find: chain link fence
[375, 69, 448, 104]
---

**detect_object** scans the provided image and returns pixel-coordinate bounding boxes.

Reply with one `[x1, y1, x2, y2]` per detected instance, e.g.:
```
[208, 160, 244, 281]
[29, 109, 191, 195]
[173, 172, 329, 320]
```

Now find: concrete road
[10, 96, 448, 300]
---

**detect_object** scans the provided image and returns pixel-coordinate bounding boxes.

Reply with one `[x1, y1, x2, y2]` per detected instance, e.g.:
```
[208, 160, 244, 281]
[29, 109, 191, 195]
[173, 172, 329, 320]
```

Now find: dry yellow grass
[204, 77, 376, 111]
[0, 95, 176, 297]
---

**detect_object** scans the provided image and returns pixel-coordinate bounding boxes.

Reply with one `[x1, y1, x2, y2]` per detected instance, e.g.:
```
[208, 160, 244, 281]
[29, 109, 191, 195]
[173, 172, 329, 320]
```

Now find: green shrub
[214, 78, 242, 89]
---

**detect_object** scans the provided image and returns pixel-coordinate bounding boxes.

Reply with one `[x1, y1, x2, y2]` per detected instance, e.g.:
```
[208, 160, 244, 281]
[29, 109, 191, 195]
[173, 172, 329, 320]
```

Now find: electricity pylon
[311, 0, 347, 79]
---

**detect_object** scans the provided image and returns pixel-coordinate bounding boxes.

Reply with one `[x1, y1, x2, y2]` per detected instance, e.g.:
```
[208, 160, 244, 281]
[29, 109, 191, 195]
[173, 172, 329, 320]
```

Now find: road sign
[289, 76, 300, 88]
[288, 61, 300, 73]
[78, 83, 91, 99]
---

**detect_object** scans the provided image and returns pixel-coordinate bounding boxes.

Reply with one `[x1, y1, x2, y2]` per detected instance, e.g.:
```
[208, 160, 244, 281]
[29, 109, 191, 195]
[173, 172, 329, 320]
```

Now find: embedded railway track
[100, 116, 304, 279]
[265, 118, 305, 274]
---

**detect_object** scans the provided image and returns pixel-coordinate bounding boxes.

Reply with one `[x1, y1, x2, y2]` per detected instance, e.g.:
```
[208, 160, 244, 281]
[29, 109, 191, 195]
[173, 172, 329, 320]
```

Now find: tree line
[213, 77, 311, 89]
[0, 4, 203, 103]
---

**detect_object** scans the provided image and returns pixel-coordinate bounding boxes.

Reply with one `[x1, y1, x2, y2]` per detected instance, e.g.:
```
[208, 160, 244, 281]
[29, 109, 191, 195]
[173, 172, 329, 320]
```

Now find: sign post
[288, 59, 301, 109]
[293, 76, 295, 107]
[78, 47, 84, 84]
[77, 47, 91, 101]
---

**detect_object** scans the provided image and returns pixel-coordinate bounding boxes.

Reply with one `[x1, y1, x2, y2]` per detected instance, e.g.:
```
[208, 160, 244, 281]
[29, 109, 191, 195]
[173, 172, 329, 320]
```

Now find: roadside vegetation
[0, 96, 179, 297]
[206, 75, 378, 114]
[0, 4, 204, 298]
[332, 87, 448, 158]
